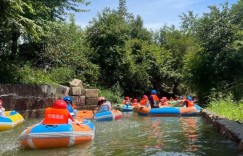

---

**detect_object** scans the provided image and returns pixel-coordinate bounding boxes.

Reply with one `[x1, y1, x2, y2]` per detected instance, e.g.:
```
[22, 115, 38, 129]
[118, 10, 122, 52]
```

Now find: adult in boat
[63, 96, 78, 118]
[42, 99, 79, 125]
[0, 100, 5, 117]
[96, 97, 112, 113]
[148, 90, 160, 108]
[139, 95, 150, 107]
[183, 96, 195, 107]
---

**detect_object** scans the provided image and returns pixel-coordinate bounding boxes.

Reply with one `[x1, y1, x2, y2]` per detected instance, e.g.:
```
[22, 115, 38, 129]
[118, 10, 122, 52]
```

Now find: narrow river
[0, 112, 238, 156]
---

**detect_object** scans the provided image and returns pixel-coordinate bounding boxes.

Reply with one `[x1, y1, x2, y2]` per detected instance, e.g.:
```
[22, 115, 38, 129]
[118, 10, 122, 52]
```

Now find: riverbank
[201, 109, 243, 154]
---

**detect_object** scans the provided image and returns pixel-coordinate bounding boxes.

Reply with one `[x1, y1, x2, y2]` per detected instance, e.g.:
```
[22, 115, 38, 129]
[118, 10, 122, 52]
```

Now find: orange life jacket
[122, 100, 130, 104]
[186, 100, 194, 107]
[140, 99, 148, 106]
[43, 107, 69, 124]
[132, 102, 138, 107]
[152, 95, 159, 101]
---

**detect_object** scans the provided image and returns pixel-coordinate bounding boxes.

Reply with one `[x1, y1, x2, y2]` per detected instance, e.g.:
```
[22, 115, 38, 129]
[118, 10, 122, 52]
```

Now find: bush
[98, 82, 123, 104]
[18, 65, 53, 84]
[49, 66, 76, 85]
[18, 65, 76, 85]
[207, 94, 243, 122]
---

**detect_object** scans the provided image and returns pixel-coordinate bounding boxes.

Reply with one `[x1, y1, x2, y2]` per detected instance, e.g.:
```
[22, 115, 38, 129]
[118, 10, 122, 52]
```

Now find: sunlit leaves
[181, 2, 243, 100]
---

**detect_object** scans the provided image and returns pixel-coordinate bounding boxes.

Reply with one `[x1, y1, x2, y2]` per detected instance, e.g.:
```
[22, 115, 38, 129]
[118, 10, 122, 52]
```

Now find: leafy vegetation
[0, 0, 243, 112]
[97, 83, 123, 104]
[206, 94, 243, 122]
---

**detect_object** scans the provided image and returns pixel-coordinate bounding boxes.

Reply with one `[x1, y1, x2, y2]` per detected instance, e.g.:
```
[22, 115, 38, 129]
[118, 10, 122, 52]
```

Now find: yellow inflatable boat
[0, 111, 25, 131]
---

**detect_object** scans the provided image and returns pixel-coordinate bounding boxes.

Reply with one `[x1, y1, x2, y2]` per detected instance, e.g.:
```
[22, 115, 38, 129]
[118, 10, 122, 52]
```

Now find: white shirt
[0, 107, 6, 117]
[106, 101, 112, 110]
[98, 101, 112, 112]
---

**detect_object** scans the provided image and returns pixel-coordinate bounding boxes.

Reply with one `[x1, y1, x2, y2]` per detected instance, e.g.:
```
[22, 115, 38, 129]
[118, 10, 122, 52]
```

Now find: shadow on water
[0, 112, 239, 156]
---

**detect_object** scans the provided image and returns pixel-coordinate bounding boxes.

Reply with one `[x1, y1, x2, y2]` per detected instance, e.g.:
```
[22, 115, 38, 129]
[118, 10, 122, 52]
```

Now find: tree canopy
[0, 0, 243, 103]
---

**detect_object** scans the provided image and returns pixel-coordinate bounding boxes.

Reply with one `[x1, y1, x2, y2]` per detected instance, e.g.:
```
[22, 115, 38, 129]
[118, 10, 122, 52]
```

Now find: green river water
[0, 112, 239, 156]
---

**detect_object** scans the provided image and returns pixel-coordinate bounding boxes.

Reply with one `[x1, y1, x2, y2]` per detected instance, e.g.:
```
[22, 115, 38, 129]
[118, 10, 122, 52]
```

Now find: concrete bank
[0, 82, 98, 119]
[201, 109, 243, 154]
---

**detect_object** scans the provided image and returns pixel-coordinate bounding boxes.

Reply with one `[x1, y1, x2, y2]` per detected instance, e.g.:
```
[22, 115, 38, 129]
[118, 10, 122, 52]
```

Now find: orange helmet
[142, 95, 148, 99]
[98, 97, 106, 102]
[132, 99, 138, 103]
[125, 96, 129, 100]
[53, 100, 67, 109]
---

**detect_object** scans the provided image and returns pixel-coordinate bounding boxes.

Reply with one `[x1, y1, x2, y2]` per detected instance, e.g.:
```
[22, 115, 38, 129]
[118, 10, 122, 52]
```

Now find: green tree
[0, 0, 89, 60]
[182, 3, 243, 101]
[129, 15, 152, 42]
[86, 8, 130, 87]
[231, 0, 243, 28]
[156, 26, 198, 95]
[0, 0, 90, 83]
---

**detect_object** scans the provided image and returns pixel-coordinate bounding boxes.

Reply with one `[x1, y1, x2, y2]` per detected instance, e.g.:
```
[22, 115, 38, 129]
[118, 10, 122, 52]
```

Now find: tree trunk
[11, 31, 20, 60]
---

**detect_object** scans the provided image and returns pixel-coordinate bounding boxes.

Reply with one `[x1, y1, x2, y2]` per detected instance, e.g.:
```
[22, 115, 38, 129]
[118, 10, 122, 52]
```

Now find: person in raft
[96, 97, 112, 113]
[148, 90, 160, 108]
[63, 96, 78, 118]
[160, 97, 168, 107]
[122, 96, 131, 105]
[183, 96, 195, 107]
[139, 95, 150, 107]
[0, 100, 6, 117]
[131, 99, 139, 107]
[42, 99, 80, 125]
[122, 96, 131, 108]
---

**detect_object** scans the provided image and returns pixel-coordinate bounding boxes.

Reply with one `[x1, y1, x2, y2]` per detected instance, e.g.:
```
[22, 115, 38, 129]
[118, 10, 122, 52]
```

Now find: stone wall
[201, 109, 243, 154]
[0, 82, 99, 118]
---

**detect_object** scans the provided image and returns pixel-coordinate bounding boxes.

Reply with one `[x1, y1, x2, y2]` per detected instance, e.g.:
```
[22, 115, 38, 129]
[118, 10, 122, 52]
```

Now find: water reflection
[180, 117, 199, 152]
[144, 117, 164, 150]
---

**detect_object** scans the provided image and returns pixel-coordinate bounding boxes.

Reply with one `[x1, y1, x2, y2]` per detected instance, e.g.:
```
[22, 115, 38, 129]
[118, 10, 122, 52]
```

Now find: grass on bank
[206, 98, 243, 123]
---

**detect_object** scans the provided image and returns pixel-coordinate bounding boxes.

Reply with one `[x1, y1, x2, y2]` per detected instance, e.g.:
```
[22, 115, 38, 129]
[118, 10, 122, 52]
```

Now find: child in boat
[63, 96, 78, 118]
[42, 100, 80, 125]
[132, 99, 139, 107]
[122, 96, 131, 105]
[97, 97, 112, 112]
[0, 100, 6, 117]
[160, 97, 168, 106]
[139, 95, 150, 107]
[183, 96, 195, 107]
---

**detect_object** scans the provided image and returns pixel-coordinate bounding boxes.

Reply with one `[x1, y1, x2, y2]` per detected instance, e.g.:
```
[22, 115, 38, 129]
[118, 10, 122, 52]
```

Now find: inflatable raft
[114, 104, 133, 112]
[0, 111, 25, 131]
[136, 105, 202, 116]
[77, 110, 123, 121]
[19, 119, 95, 149]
